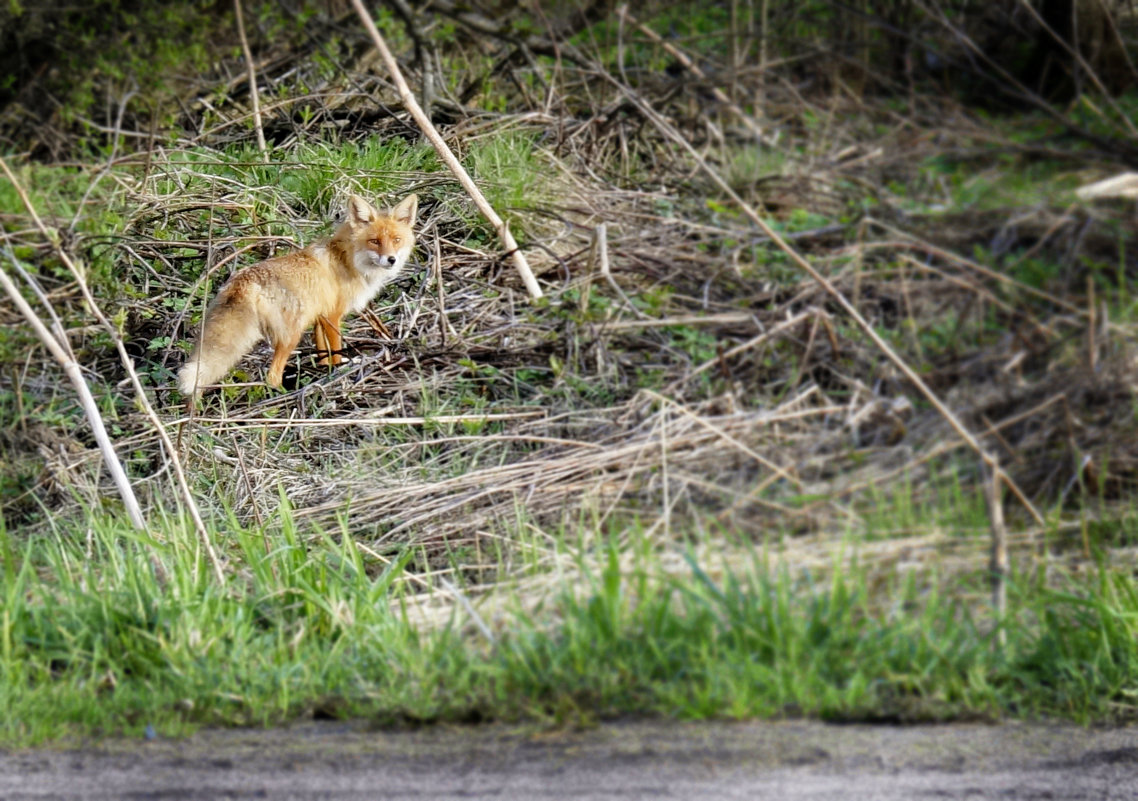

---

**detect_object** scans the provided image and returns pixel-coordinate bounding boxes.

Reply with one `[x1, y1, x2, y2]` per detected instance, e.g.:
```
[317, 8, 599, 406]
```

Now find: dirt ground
[1, 718, 1135, 800]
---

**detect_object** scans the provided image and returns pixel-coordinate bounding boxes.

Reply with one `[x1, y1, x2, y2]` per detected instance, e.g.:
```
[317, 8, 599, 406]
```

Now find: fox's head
[343, 194, 418, 277]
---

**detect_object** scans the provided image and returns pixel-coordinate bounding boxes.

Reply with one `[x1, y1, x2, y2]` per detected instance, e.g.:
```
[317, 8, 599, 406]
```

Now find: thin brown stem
[234, 0, 268, 159]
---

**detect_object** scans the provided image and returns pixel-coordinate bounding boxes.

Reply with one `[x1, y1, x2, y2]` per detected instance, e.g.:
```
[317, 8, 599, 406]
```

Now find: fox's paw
[177, 363, 204, 397]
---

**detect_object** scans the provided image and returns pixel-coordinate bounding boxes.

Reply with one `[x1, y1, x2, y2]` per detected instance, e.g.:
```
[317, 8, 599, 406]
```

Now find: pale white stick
[0, 263, 146, 529]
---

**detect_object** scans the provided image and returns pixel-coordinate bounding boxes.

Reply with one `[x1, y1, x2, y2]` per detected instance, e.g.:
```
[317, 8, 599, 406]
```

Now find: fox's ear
[391, 194, 418, 227]
[347, 195, 378, 226]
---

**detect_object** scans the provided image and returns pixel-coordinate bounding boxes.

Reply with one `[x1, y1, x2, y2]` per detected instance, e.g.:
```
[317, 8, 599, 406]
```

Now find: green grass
[859, 465, 990, 539]
[466, 132, 544, 216]
[3, 504, 1138, 745]
[153, 138, 438, 223]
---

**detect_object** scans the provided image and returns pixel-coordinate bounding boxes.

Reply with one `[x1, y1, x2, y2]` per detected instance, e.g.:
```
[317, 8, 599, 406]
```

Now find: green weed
[466, 132, 543, 216]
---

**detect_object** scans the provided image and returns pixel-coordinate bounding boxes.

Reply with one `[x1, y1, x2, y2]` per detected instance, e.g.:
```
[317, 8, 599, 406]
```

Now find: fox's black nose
[385, 255, 397, 266]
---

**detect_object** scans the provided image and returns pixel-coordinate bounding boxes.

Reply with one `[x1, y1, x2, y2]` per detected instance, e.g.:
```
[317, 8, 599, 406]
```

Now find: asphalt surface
[1, 718, 1136, 799]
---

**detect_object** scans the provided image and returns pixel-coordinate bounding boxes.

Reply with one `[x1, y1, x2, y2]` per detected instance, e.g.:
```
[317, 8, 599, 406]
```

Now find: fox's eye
[393, 237, 401, 245]
[368, 239, 381, 246]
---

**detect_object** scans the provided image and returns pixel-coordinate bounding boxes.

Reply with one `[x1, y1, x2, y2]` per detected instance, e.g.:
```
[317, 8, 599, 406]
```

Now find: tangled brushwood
[2, 0, 1138, 598]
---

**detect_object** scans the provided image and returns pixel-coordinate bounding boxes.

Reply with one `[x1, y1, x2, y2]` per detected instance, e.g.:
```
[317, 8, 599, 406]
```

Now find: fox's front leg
[314, 319, 329, 365]
[314, 315, 343, 366]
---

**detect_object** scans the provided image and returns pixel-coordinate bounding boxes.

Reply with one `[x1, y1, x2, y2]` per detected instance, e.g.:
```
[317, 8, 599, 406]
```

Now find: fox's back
[215, 248, 338, 321]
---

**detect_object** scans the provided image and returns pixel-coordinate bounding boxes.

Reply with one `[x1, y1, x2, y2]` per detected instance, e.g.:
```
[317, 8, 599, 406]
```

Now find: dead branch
[234, 0, 268, 159]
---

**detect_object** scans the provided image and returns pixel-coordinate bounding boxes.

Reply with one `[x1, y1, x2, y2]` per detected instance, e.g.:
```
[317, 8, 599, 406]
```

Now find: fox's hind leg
[267, 330, 304, 388]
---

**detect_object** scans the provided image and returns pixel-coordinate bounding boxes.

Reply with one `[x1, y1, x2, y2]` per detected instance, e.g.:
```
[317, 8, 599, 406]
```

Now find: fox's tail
[178, 295, 262, 397]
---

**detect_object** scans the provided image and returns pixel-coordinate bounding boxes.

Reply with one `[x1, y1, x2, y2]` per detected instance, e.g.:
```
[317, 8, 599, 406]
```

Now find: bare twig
[433, 231, 455, 346]
[595, 222, 647, 319]
[984, 457, 1008, 650]
[232, 433, 264, 529]
[603, 312, 756, 330]
[178, 411, 546, 428]
[439, 576, 496, 645]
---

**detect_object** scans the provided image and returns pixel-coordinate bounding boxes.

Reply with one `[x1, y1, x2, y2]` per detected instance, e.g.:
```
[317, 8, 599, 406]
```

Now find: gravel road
[1, 718, 1135, 799]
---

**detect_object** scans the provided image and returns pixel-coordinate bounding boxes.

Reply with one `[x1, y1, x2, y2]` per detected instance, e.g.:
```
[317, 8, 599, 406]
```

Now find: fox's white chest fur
[306, 244, 408, 314]
[349, 253, 405, 312]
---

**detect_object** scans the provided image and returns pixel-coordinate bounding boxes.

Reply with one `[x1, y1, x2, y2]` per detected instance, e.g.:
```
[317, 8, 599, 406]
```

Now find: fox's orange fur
[178, 194, 418, 397]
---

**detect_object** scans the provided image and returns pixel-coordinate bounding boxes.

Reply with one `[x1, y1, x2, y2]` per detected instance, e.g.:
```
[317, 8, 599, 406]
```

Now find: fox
[178, 193, 418, 397]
